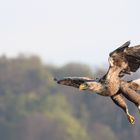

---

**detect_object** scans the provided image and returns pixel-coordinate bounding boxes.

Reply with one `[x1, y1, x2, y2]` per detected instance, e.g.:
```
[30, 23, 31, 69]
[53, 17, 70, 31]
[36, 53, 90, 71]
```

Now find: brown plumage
[54, 41, 140, 124]
[109, 41, 140, 76]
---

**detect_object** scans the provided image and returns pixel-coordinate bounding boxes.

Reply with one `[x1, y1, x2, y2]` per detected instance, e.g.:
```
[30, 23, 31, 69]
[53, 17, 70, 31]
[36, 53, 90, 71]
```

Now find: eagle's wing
[54, 77, 95, 88]
[109, 41, 140, 76]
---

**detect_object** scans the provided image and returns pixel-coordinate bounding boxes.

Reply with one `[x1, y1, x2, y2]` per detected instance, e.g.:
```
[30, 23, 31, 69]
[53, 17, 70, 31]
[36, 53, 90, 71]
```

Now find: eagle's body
[55, 41, 140, 124]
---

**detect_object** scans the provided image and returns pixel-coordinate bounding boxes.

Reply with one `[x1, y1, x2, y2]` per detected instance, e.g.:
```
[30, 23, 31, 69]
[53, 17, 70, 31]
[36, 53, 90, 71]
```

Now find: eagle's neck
[106, 66, 122, 80]
[89, 82, 104, 93]
[104, 66, 122, 95]
[88, 82, 112, 96]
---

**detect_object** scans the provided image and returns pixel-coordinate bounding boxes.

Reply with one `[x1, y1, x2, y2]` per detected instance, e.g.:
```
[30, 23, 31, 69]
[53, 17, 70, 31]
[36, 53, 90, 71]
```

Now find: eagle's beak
[79, 84, 88, 90]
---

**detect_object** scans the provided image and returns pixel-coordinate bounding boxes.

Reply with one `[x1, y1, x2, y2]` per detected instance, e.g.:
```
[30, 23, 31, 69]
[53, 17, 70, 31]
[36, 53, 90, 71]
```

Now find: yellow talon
[127, 115, 135, 124]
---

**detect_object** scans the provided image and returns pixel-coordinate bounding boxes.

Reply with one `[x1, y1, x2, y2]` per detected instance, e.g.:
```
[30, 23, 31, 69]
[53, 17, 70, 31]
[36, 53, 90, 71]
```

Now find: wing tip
[121, 40, 131, 48]
[54, 78, 61, 84]
[54, 77, 57, 81]
[126, 40, 131, 46]
[54, 77, 59, 83]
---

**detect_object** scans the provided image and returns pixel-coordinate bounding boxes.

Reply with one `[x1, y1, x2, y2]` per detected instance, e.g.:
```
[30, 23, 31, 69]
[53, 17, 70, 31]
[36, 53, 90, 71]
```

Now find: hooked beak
[79, 84, 88, 91]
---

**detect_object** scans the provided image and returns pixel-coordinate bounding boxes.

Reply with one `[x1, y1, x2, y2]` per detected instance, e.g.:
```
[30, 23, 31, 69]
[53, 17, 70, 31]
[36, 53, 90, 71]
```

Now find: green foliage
[42, 93, 90, 140]
[89, 123, 118, 140]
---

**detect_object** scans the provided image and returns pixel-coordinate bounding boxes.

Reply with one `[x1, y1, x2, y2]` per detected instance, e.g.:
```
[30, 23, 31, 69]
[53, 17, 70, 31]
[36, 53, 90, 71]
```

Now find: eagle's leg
[111, 93, 135, 124]
[120, 81, 140, 114]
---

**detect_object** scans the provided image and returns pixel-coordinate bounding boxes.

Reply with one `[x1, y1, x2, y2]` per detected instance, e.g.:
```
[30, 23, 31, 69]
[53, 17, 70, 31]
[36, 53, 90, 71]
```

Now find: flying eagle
[54, 41, 140, 124]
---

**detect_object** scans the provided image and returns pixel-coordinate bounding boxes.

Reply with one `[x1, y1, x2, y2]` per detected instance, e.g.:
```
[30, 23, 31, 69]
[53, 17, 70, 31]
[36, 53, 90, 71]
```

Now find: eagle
[54, 41, 140, 124]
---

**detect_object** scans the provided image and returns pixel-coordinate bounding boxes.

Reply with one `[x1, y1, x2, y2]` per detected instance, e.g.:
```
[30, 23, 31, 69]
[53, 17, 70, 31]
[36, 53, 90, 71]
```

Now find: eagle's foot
[127, 115, 135, 124]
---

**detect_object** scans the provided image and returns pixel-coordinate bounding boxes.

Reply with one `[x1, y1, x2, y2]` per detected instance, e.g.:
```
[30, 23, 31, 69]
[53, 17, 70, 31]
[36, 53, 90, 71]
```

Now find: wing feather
[54, 77, 95, 88]
[109, 41, 140, 76]
[109, 41, 130, 56]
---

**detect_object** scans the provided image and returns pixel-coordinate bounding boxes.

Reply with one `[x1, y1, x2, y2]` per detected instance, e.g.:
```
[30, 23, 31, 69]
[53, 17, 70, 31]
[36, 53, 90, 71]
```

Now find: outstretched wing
[109, 41, 140, 76]
[54, 77, 95, 88]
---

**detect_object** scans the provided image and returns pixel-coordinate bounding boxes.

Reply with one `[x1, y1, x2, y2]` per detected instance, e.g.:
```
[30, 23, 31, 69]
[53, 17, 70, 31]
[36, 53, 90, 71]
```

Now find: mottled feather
[54, 77, 96, 88]
[109, 41, 140, 76]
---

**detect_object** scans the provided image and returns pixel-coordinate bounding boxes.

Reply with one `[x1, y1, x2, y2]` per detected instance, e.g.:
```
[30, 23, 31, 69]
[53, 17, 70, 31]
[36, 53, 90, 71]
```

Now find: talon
[127, 115, 135, 124]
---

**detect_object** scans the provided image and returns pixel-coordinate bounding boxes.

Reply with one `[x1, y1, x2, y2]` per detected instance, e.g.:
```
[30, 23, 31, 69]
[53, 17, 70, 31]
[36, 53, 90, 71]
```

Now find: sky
[0, 0, 140, 67]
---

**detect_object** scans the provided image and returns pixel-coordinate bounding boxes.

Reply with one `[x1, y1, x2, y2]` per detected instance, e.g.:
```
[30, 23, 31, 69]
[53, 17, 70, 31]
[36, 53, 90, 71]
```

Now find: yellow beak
[79, 84, 87, 90]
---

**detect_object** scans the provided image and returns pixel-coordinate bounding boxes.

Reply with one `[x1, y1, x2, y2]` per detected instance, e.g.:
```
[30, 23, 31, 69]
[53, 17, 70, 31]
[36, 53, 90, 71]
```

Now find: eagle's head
[79, 81, 99, 91]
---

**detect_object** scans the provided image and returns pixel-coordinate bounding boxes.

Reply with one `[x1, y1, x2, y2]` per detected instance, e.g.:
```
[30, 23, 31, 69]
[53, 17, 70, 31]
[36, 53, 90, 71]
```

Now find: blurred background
[0, 0, 140, 140]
